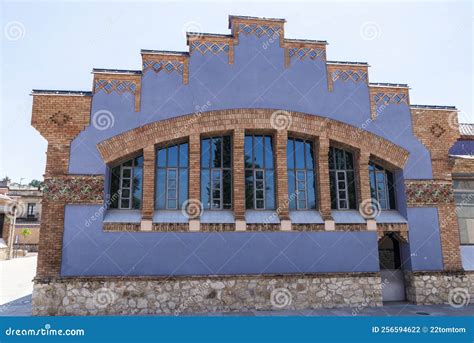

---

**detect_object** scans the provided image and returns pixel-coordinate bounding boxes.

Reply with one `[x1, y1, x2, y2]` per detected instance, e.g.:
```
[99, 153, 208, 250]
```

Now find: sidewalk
[0, 254, 37, 306]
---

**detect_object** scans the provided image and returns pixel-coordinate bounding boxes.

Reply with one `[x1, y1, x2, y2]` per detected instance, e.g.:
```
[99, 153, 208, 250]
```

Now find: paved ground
[1, 255, 473, 316]
[0, 253, 36, 306]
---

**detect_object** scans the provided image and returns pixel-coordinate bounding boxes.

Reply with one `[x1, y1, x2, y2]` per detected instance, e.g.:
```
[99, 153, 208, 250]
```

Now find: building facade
[0, 180, 42, 259]
[31, 16, 474, 315]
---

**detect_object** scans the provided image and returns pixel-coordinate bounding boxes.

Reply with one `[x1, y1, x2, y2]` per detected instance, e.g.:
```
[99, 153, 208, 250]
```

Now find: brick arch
[97, 109, 409, 168]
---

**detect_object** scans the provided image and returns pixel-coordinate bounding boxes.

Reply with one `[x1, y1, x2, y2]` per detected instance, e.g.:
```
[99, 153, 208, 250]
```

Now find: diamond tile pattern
[143, 60, 184, 75]
[332, 70, 368, 82]
[95, 79, 137, 95]
[288, 47, 326, 61]
[44, 176, 104, 203]
[190, 41, 230, 55]
[238, 23, 282, 37]
[374, 92, 408, 105]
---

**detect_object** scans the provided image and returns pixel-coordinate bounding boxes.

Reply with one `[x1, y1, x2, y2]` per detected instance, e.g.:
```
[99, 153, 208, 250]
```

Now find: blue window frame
[329, 147, 356, 210]
[369, 161, 396, 210]
[201, 136, 232, 210]
[287, 137, 317, 210]
[155, 142, 188, 210]
[109, 155, 143, 209]
[244, 135, 275, 210]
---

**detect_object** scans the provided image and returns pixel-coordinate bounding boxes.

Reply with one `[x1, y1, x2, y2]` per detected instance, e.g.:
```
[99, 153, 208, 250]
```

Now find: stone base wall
[0, 247, 8, 261]
[405, 271, 474, 305]
[32, 273, 382, 316]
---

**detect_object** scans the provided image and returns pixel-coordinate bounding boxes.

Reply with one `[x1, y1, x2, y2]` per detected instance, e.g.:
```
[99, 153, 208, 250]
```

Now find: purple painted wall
[61, 205, 380, 276]
[60, 33, 445, 276]
[406, 207, 443, 271]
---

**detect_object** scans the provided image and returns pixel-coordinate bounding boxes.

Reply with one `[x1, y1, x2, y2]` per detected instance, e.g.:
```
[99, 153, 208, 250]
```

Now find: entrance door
[378, 234, 406, 302]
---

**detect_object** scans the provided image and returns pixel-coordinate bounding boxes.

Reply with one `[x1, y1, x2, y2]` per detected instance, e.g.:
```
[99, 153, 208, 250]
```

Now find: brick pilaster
[188, 134, 201, 205]
[233, 129, 246, 221]
[317, 135, 332, 220]
[356, 150, 371, 205]
[275, 130, 289, 220]
[141, 146, 155, 220]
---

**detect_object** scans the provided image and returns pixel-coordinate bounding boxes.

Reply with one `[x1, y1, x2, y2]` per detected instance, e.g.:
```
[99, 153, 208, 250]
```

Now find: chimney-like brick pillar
[317, 136, 332, 222]
[188, 134, 201, 231]
[141, 145, 156, 230]
[275, 130, 291, 230]
[233, 128, 246, 230]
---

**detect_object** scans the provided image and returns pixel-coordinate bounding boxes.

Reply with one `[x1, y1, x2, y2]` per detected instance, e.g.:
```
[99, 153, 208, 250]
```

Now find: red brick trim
[97, 109, 409, 170]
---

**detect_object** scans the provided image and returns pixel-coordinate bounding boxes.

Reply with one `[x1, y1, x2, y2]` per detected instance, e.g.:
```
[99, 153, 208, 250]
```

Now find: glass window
[329, 147, 356, 210]
[109, 155, 143, 209]
[201, 136, 232, 210]
[453, 179, 474, 244]
[287, 137, 317, 210]
[155, 142, 188, 210]
[245, 135, 275, 210]
[368, 161, 396, 210]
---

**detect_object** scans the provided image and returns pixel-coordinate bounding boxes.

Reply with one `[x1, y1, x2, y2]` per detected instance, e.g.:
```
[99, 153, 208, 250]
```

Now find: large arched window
[244, 134, 275, 210]
[287, 137, 316, 210]
[369, 161, 396, 210]
[109, 155, 143, 209]
[329, 147, 356, 210]
[155, 142, 188, 210]
[201, 135, 232, 210]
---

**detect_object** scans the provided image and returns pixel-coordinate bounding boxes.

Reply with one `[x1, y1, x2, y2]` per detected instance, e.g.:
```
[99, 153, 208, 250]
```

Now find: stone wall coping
[34, 272, 381, 284]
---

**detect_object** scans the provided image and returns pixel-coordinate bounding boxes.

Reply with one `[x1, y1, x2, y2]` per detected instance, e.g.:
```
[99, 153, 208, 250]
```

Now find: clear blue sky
[1, 0, 472, 183]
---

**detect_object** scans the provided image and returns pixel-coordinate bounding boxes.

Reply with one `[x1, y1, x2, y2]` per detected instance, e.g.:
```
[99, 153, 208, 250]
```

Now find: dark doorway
[378, 234, 406, 302]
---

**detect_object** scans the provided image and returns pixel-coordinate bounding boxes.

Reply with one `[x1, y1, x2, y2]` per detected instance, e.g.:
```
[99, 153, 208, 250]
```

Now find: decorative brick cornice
[142, 52, 189, 85]
[103, 223, 140, 232]
[187, 34, 234, 64]
[93, 73, 141, 112]
[96, 109, 409, 171]
[283, 40, 327, 68]
[43, 175, 104, 204]
[405, 180, 454, 207]
[292, 224, 325, 231]
[369, 86, 410, 119]
[327, 63, 368, 91]
[230, 16, 285, 46]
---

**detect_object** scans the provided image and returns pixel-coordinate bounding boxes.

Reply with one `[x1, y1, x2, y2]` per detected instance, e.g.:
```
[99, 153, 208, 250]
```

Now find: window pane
[345, 151, 354, 170]
[122, 168, 131, 178]
[157, 148, 167, 167]
[287, 139, 295, 169]
[179, 169, 188, 209]
[223, 135, 232, 168]
[295, 140, 305, 169]
[347, 171, 356, 209]
[245, 170, 254, 209]
[212, 137, 222, 168]
[110, 166, 121, 208]
[254, 136, 264, 168]
[335, 148, 345, 169]
[168, 145, 178, 167]
[223, 169, 232, 209]
[156, 169, 166, 209]
[305, 141, 314, 169]
[121, 199, 130, 209]
[330, 171, 337, 209]
[244, 136, 253, 168]
[168, 199, 177, 210]
[201, 138, 211, 169]
[264, 136, 274, 169]
[387, 170, 396, 210]
[132, 166, 142, 209]
[307, 171, 316, 209]
[265, 170, 275, 209]
[288, 170, 296, 210]
[179, 143, 188, 167]
[329, 148, 335, 170]
[201, 170, 210, 209]
[369, 164, 377, 200]
[121, 189, 130, 198]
